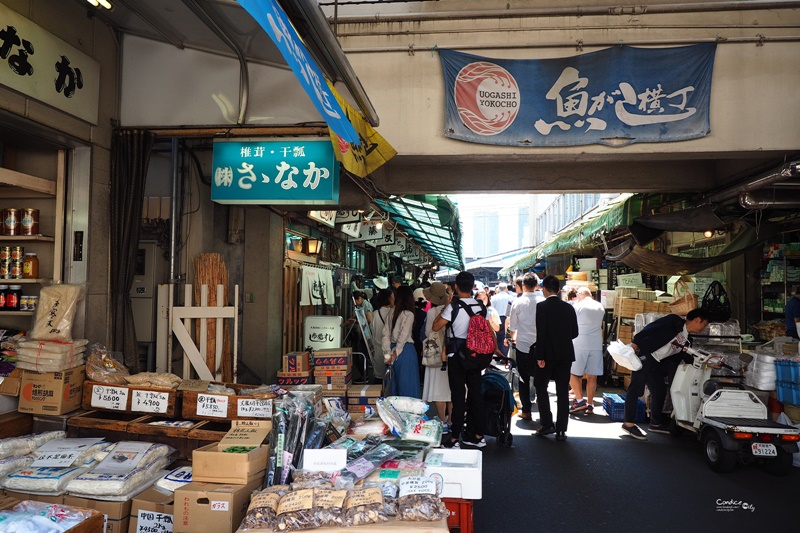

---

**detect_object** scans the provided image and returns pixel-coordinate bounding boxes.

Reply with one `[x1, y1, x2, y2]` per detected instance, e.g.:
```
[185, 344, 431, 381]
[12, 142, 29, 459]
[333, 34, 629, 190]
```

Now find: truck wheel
[669, 418, 684, 438]
[763, 448, 793, 476]
[703, 430, 737, 473]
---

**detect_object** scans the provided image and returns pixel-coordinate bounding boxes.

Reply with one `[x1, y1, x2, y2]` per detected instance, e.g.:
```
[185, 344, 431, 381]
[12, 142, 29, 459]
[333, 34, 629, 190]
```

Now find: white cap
[413, 288, 427, 302]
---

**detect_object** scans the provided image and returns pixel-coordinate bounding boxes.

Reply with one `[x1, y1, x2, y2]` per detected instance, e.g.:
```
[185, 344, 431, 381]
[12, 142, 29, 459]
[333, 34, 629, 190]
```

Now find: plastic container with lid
[6, 284, 22, 311]
[22, 253, 39, 279]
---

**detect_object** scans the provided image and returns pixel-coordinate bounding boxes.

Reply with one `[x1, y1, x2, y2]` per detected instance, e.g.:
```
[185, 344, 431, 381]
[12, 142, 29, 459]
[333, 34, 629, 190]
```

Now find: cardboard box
[0, 368, 23, 396]
[5, 491, 65, 505]
[600, 290, 615, 310]
[174, 480, 261, 533]
[312, 348, 352, 368]
[65, 496, 131, 533]
[347, 384, 382, 406]
[129, 487, 175, 533]
[192, 421, 271, 484]
[276, 372, 313, 386]
[282, 351, 309, 373]
[424, 449, 483, 500]
[18, 366, 86, 415]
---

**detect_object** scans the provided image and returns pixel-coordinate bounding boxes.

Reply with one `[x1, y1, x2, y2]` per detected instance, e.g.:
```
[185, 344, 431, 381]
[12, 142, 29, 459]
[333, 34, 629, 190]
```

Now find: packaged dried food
[313, 488, 347, 527]
[29, 283, 85, 342]
[2, 461, 97, 494]
[0, 500, 95, 530]
[239, 487, 284, 531]
[363, 481, 399, 516]
[385, 396, 429, 415]
[125, 372, 182, 389]
[0, 431, 65, 460]
[396, 476, 449, 521]
[275, 488, 319, 531]
[85, 344, 130, 385]
[331, 443, 400, 489]
[344, 487, 389, 527]
[155, 466, 192, 493]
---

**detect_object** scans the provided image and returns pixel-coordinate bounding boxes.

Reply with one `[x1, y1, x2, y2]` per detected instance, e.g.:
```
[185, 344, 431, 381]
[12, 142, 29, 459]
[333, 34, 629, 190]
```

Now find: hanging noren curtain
[110, 128, 154, 372]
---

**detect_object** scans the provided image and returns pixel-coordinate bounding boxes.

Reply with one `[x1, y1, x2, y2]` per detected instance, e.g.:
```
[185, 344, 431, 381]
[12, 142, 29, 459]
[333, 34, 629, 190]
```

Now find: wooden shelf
[0, 278, 50, 284]
[0, 167, 56, 196]
[0, 310, 34, 316]
[0, 235, 55, 242]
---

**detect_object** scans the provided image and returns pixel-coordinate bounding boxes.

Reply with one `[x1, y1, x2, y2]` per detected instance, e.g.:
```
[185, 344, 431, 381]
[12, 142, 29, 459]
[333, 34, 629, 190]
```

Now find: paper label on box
[91, 384, 129, 410]
[137, 511, 173, 533]
[277, 489, 313, 515]
[316, 489, 347, 509]
[302, 449, 347, 473]
[399, 476, 436, 497]
[94, 441, 153, 475]
[237, 398, 272, 418]
[345, 487, 382, 509]
[248, 492, 280, 512]
[132, 390, 169, 413]
[219, 420, 271, 448]
[32, 437, 105, 467]
[210, 501, 229, 512]
[197, 394, 228, 417]
[178, 379, 211, 392]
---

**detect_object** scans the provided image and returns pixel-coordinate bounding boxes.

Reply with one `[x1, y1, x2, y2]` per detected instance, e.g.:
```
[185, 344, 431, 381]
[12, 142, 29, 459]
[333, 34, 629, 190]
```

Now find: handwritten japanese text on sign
[197, 394, 228, 418]
[91, 385, 129, 411]
[132, 390, 169, 414]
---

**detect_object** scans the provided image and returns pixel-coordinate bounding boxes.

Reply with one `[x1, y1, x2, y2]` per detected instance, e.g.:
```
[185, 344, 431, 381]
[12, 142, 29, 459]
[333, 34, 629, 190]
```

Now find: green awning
[375, 195, 464, 269]
[502, 193, 682, 274]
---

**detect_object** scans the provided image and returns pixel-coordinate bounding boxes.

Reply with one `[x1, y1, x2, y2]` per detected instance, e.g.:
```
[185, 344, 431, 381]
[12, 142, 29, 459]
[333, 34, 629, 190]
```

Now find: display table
[236, 518, 449, 532]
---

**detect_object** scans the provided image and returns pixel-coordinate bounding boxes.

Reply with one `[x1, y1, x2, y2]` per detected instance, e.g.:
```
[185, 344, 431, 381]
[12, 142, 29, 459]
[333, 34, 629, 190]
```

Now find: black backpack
[701, 281, 731, 323]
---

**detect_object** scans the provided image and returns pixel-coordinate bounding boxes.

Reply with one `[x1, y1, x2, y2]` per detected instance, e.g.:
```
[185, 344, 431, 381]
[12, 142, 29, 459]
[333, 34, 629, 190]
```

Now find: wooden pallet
[81, 381, 181, 417]
[66, 410, 150, 442]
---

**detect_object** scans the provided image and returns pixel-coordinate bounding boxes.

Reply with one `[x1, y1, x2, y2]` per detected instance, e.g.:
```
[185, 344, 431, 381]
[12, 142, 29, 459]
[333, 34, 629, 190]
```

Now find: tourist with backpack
[433, 271, 502, 448]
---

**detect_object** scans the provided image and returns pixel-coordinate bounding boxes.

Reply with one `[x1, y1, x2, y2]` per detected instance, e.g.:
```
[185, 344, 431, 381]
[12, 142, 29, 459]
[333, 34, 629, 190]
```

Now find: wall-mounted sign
[348, 220, 383, 242]
[335, 210, 362, 224]
[381, 233, 407, 254]
[211, 139, 340, 205]
[0, 4, 100, 124]
[339, 222, 360, 238]
[309, 210, 336, 228]
[376, 227, 395, 247]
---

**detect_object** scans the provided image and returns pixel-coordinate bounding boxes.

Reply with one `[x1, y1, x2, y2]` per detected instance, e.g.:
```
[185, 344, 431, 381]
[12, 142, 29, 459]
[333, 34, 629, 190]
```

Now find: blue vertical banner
[238, 0, 359, 144]
[440, 44, 716, 147]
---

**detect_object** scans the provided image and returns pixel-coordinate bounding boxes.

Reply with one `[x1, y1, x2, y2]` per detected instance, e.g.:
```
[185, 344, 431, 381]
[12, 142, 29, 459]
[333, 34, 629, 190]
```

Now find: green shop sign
[211, 139, 340, 205]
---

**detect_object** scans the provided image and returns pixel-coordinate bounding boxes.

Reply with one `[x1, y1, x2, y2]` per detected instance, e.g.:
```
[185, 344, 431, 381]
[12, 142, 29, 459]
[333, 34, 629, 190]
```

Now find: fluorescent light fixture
[87, 0, 113, 10]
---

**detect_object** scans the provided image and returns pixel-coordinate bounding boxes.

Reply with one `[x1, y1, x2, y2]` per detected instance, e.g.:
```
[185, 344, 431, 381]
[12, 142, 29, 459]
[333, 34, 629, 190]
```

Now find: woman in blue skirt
[382, 285, 421, 398]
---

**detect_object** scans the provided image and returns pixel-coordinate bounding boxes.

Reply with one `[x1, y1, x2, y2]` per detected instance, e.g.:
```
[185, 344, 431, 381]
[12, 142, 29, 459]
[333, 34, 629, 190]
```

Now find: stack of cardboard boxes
[312, 348, 352, 403]
[276, 351, 312, 386]
[346, 384, 382, 415]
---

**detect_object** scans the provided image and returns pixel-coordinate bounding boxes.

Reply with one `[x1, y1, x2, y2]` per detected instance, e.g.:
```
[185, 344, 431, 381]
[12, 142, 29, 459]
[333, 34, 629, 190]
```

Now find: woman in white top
[382, 285, 421, 398]
[422, 282, 453, 430]
[476, 290, 501, 333]
[370, 289, 394, 380]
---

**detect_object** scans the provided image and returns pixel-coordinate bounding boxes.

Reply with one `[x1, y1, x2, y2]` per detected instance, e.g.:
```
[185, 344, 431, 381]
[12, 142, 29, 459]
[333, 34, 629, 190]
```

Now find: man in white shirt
[507, 272, 541, 421]
[568, 287, 607, 414]
[491, 282, 513, 356]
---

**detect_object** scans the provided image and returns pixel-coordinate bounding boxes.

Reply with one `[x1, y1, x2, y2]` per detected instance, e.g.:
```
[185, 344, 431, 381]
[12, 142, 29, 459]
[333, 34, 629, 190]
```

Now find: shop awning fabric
[375, 195, 464, 269]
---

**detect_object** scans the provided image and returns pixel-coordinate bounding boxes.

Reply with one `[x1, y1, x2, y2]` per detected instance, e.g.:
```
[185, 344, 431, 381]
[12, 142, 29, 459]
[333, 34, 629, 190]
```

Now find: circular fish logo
[454, 62, 520, 135]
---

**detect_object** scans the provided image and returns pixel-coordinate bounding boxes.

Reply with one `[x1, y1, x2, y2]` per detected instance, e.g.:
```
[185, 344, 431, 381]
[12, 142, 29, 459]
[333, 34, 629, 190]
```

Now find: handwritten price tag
[32, 450, 81, 467]
[196, 394, 228, 418]
[132, 390, 169, 413]
[91, 385, 129, 410]
[237, 398, 272, 418]
[137, 511, 173, 533]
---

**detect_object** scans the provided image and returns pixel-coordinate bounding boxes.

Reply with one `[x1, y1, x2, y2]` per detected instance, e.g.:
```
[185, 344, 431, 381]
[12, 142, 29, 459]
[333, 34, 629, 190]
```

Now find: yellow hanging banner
[327, 82, 397, 178]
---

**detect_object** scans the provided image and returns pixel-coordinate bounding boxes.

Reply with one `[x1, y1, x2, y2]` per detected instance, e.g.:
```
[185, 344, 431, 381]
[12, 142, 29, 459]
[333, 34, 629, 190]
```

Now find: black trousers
[516, 348, 534, 414]
[533, 359, 572, 432]
[497, 316, 509, 357]
[624, 354, 681, 425]
[447, 351, 486, 441]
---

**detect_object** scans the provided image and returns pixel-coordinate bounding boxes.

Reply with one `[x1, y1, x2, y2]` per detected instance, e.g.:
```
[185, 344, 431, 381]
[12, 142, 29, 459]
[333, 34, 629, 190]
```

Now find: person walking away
[621, 308, 710, 440]
[569, 287, 606, 414]
[785, 286, 800, 339]
[534, 275, 579, 442]
[492, 282, 513, 356]
[422, 282, 453, 432]
[371, 289, 394, 381]
[507, 272, 541, 421]
[433, 271, 495, 448]
[382, 286, 421, 398]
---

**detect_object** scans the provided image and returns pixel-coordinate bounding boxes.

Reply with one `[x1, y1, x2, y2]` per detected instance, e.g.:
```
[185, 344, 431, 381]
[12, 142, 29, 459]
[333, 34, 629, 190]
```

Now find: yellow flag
[327, 82, 397, 178]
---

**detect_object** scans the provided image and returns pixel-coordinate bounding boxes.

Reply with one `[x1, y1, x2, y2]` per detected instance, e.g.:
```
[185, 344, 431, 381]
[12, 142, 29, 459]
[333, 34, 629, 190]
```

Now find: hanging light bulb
[375, 220, 383, 230]
[703, 230, 714, 238]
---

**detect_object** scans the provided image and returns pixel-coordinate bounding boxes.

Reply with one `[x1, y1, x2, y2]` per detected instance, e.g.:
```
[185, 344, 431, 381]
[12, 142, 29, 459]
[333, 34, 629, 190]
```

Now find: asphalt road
[471, 386, 798, 532]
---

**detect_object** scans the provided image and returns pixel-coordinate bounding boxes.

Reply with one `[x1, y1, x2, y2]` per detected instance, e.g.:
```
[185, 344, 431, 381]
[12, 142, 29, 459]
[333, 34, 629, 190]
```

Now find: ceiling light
[375, 220, 383, 230]
[703, 230, 713, 238]
[86, 0, 113, 9]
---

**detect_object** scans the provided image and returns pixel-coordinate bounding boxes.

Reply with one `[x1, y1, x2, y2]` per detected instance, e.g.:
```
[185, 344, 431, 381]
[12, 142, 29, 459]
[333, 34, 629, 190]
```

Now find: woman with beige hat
[422, 282, 453, 432]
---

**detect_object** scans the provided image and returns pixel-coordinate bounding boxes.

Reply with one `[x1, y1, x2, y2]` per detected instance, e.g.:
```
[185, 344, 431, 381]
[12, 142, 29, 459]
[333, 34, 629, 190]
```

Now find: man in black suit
[533, 275, 579, 441]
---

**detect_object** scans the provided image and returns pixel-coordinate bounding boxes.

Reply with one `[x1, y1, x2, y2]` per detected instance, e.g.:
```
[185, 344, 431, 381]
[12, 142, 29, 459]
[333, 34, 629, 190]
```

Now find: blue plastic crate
[775, 359, 800, 383]
[602, 392, 647, 423]
[776, 381, 800, 406]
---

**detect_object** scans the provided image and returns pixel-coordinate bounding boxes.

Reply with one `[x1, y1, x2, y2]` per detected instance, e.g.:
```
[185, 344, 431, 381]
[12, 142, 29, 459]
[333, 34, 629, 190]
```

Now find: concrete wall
[0, 0, 118, 344]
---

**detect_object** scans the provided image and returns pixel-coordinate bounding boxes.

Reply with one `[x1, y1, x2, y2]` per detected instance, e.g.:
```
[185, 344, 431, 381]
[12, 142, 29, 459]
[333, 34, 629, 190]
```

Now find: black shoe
[621, 424, 647, 441]
[648, 423, 670, 435]
[555, 431, 567, 442]
[536, 425, 556, 436]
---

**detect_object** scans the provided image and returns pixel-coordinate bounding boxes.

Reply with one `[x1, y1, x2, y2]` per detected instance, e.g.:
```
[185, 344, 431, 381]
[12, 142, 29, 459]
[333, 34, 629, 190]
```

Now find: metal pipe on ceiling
[739, 190, 800, 209]
[709, 161, 800, 204]
[181, 0, 249, 125]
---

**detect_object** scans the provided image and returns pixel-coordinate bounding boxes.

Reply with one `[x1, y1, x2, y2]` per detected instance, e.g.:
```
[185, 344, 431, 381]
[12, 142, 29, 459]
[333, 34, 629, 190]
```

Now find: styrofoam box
[601, 290, 615, 309]
[424, 449, 482, 500]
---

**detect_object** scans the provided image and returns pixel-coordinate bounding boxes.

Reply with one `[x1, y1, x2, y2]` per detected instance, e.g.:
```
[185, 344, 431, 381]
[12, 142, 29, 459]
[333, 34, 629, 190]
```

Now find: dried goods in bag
[396, 475, 449, 521]
[275, 488, 319, 531]
[29, 283, 85, 342]
[344, 486, 389, 526]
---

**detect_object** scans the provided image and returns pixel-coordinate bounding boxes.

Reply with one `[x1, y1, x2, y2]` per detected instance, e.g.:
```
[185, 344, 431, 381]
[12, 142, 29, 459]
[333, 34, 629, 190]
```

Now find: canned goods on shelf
[9, 260, 22, 279]
[20, 208, 39, 236]
[0, 284, 7, 309]
[2, 208, 19, 236]
[27, 295, 38, 311]
[19, 296, 29, 311]
[9, 246, 23, 261]
[0, 260, 9, 278]
[6, 285, 21, 311]
[0, 246, 9, 261]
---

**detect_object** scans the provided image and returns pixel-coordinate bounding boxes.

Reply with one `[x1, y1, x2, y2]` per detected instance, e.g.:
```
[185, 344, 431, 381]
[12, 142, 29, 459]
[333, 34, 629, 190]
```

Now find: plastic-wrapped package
[396, 476, 449, 521]
[0, 431, 65, 460]
[0, 500, 95, 531]
[344, 487, 389, 527]
[15, 339, 87, 371]
[85, 344, 130, 385]
[301, 420, 326, 459]
[125, 372, 182, 389]
[15, 357, 85, 372]
[275, 488, 319, 531]
[376, 398, 406, 437]
[32, 440, 109, 467]
[238, 485, 289, 531]
[29, 283, 85, 342]
[207, 382, 236, 395]
[2, 461, 97, 494]
[403, 419, 443, 444]
[65, 456, 171, 500]
[240, 384, 279, 399]
[265, 405, 287, 488]
[331, 443, 400, 489]
[364, 467, 425, 484]
[346, 418, 389, 438]
[155, 466, 192, 493]
[0, 455, 35, 479]
[386, 396, 429, 415]
[745, 351, 777, 391]
[18, 339, 89, 352]
[314, 488, 347, 527]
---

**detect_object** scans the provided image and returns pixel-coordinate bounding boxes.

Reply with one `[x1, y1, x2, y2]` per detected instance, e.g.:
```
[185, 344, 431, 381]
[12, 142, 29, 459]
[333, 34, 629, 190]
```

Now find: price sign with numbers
[137, 511, 174, 533]
[237, 398, 272, 418]
[91, 385, 129, 410]
[132, 390, 169, 414]
[196, 394, 228, 418]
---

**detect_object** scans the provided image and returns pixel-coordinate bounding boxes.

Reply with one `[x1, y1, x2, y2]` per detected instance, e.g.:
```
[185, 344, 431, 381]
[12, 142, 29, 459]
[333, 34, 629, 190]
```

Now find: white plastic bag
[608, 340, 642, 371]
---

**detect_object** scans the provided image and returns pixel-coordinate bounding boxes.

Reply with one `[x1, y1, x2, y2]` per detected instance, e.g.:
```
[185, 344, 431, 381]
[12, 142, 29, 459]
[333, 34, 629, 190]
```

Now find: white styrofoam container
[601, 290, 615, 309]
[424, 449, 482, 500]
